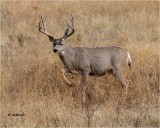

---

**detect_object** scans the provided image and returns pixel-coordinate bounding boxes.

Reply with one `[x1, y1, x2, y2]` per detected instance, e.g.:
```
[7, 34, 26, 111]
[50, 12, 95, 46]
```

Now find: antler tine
[62, 15, 75, 39]
[43, 15, 47, 31]
[66, 15, 75, 29]
[39, 16, 55, 41]
[40, 16, 47, 31]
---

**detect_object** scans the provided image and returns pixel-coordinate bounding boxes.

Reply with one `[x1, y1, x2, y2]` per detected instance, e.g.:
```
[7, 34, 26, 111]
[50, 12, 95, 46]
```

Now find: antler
[62, 15, 75, 39]
[39, 15, 55, 42]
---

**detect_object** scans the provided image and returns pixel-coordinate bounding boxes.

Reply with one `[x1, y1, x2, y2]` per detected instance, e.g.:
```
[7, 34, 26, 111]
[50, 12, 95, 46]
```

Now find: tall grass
[1, 1, 159, 127]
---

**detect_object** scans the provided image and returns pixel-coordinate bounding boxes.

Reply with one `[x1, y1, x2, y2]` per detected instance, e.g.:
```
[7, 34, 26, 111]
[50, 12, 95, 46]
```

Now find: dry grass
[1, 1, 159, 127]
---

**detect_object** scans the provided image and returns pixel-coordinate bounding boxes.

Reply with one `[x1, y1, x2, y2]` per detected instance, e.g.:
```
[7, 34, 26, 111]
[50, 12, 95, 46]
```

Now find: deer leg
[113, 69, 128, 97]
[82, 72, 89, 104]
[61, 68, 72, 86]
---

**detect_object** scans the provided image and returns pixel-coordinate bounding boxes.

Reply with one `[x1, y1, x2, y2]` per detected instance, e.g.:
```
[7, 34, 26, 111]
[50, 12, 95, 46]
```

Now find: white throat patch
[62, 51, 65, 54]
[60, 50, 65, 55]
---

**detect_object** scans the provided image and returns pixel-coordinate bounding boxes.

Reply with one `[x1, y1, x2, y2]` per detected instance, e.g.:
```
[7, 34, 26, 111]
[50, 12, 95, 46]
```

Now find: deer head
[39, 15, 75, 53]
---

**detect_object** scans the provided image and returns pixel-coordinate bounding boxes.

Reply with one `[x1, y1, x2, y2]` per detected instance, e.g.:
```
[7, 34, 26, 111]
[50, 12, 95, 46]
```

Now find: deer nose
[53, 49, 58, 53]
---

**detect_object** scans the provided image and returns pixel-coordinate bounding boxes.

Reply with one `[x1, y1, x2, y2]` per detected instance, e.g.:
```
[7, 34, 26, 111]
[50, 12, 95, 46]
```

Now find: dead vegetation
[1, 1, 159, 127]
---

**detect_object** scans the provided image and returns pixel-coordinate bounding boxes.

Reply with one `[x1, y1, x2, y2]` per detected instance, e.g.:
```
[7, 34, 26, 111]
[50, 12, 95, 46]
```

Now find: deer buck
[39, 15, 132, 102]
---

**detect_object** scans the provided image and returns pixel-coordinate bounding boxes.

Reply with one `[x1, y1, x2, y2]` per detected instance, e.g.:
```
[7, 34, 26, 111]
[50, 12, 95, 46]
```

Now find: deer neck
[58, 45, 74, 65]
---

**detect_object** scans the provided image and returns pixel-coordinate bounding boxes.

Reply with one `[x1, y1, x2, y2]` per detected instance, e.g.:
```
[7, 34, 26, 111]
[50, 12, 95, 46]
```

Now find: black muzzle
[53, 49, 58, 53]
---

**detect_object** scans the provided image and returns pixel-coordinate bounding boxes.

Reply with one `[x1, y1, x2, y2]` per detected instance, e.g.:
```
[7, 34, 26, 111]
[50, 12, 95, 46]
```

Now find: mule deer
[39, 16, 132, 101]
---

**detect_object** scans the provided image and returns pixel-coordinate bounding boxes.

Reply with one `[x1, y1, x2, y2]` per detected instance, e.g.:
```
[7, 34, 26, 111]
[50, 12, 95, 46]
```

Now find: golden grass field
[1, 1, 159, 127]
